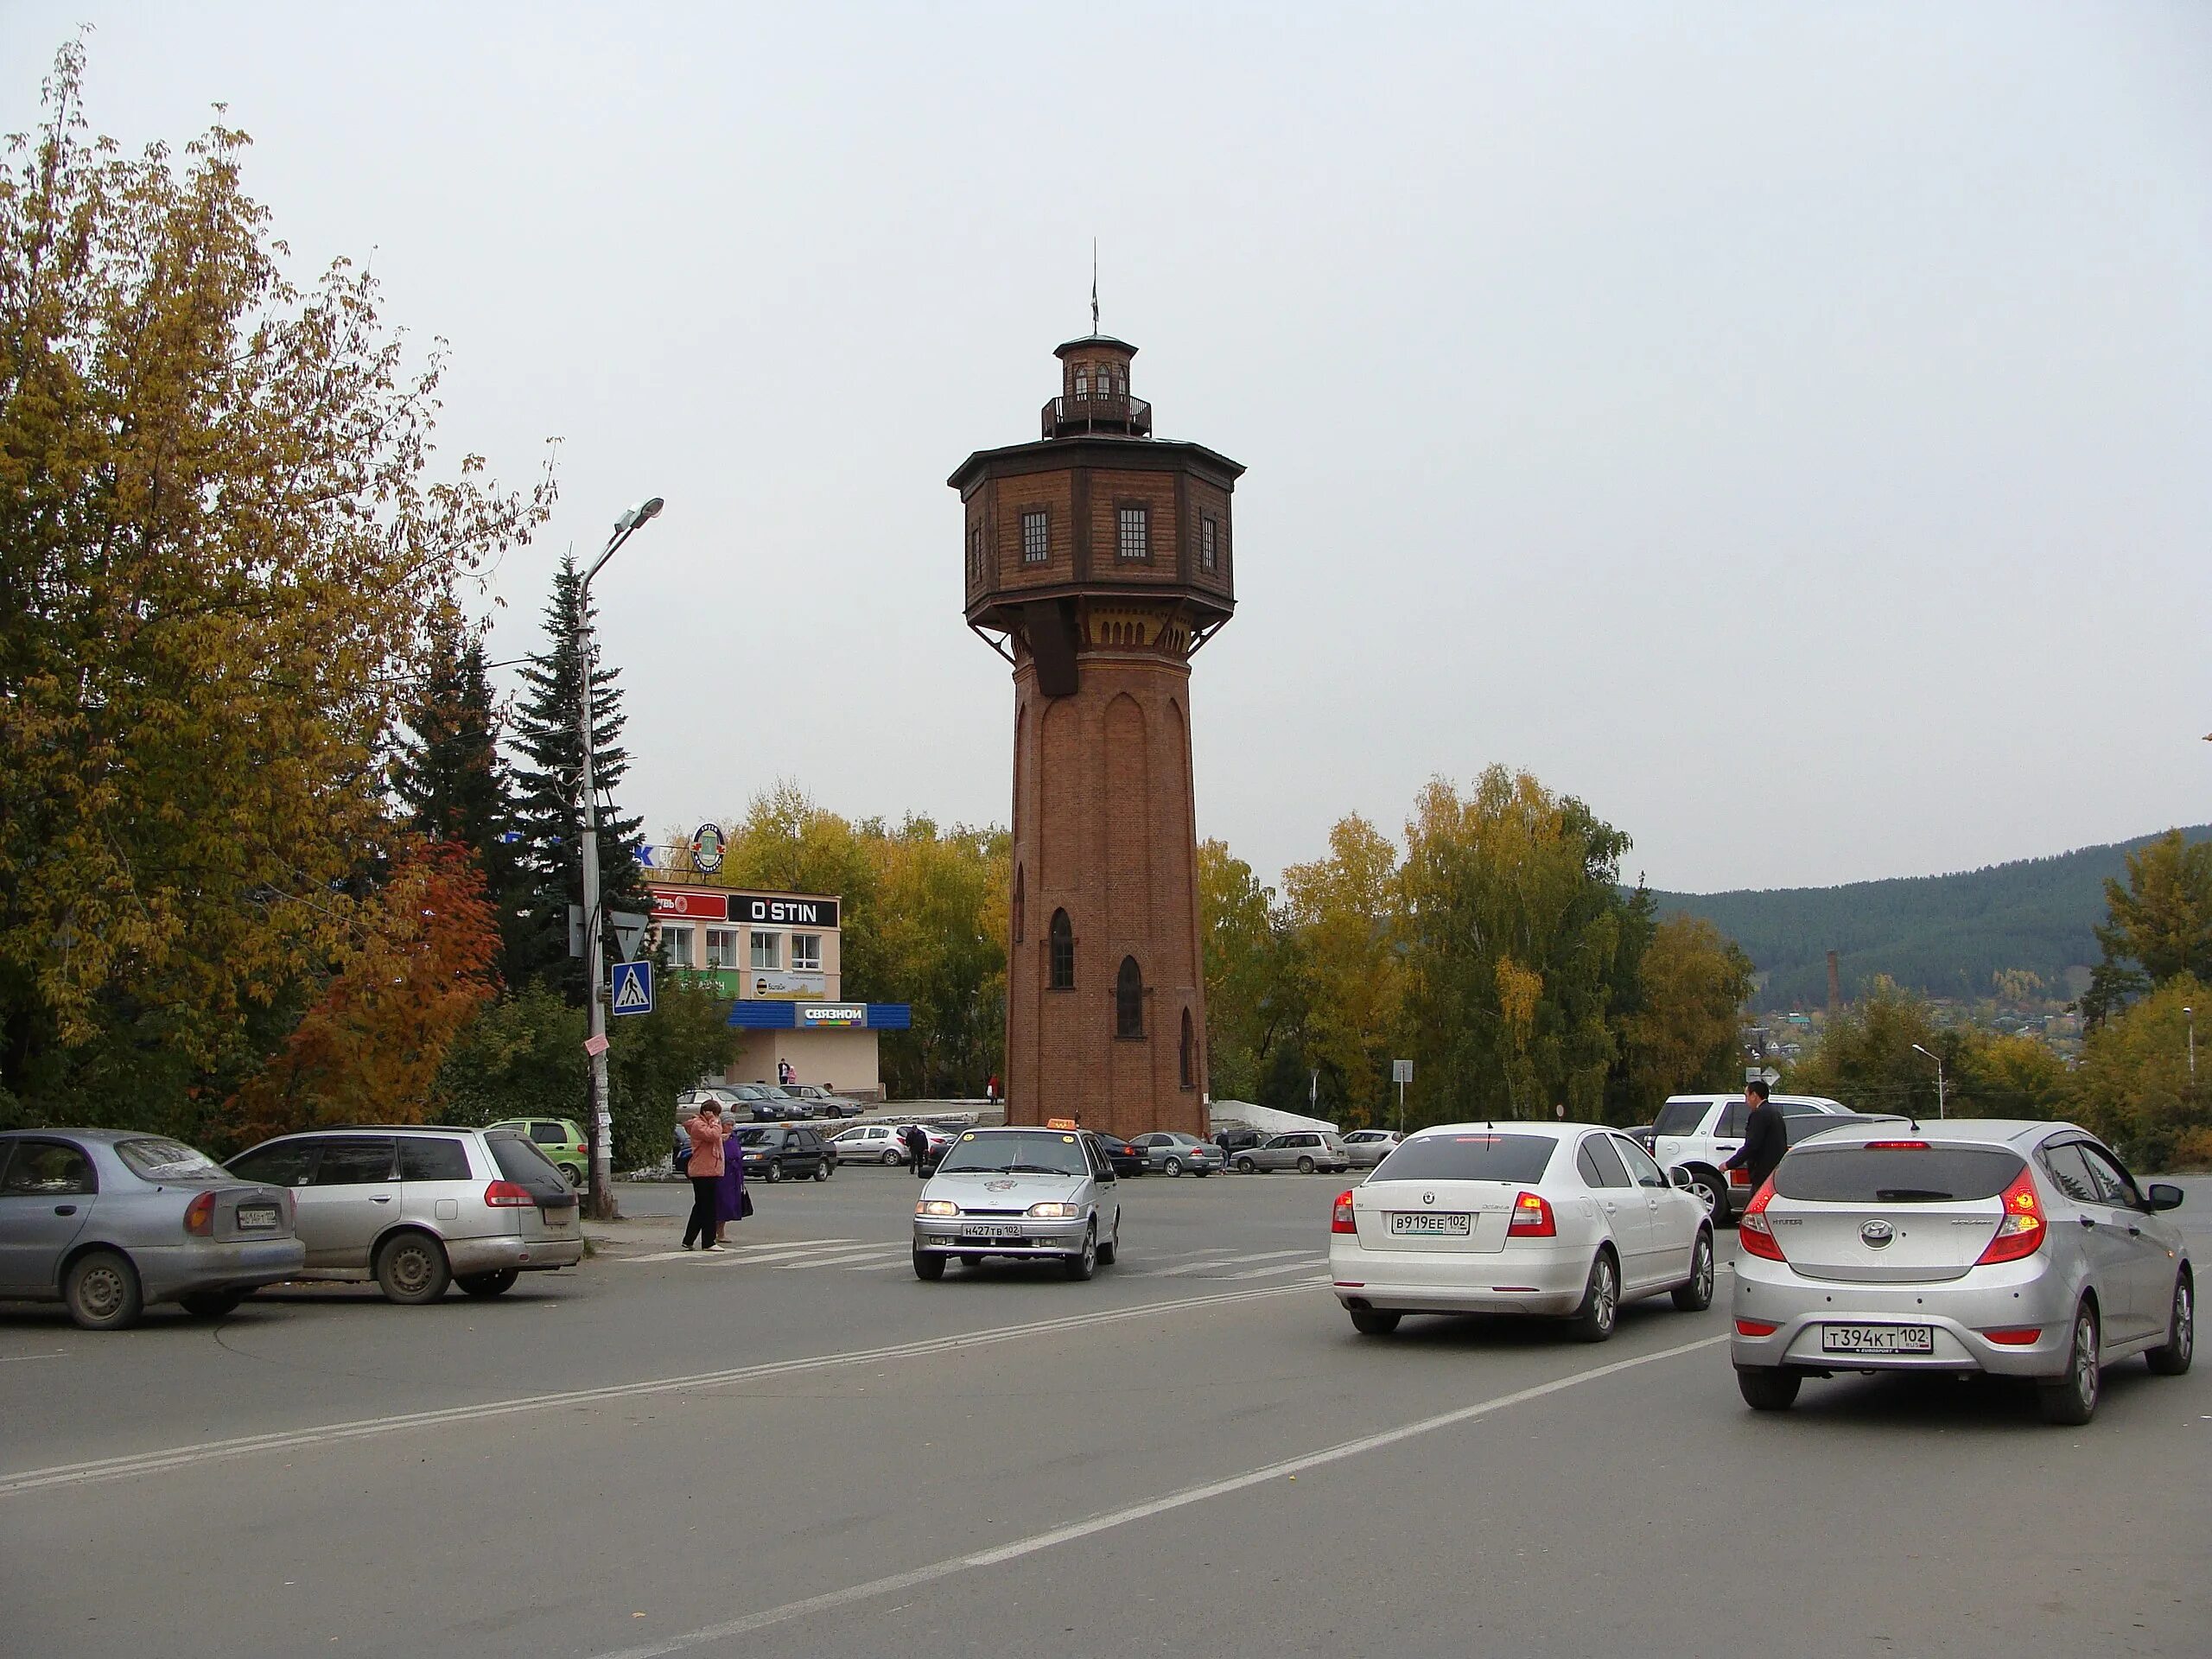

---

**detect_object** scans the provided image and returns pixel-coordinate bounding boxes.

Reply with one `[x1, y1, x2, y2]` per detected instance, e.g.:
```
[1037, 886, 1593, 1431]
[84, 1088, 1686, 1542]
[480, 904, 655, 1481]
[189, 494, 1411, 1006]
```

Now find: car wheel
[766, 1161, 784, 1184]
[1672, 1230, 1716, 1313]
[912, 1250, 945, 1281]
[1736, 1366, 1802, 1411]
[2039, 1302, 2101, 1425]
[1567, 1249, 1618, 1343]
[1296, 1155, 1316, 1174]
[2147, 1272, 2193, 1376]
[1193, 1168, 1211, 1178]
[1351, 1308, 1401, 1337]
[63, 1249, 143, 1332]
[374, 1230, 452, 1306]
[1163, 1156, 1184, 1177]
[814, 1161, 830, 1182]
[1690, 1171, 1728, 1223]
[882, 1150, 900, 1166]
[1235, 1156, 1256, 1173]
[1064, 1224, 1097, 1281]
[458, 1268, 519, 1298]
[179, 1291, 244, 1319]
[559, 1163, 584, 1189]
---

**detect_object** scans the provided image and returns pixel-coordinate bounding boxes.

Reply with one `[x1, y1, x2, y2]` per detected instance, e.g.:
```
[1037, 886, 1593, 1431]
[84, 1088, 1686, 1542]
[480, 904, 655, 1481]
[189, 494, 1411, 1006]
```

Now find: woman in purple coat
[713, 1133, 749, 1244]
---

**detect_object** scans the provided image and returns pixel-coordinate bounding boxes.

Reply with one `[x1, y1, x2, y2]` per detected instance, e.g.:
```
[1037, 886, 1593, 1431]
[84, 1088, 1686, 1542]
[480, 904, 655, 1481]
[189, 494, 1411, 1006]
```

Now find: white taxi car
[1330, 1122, 1714, 1341]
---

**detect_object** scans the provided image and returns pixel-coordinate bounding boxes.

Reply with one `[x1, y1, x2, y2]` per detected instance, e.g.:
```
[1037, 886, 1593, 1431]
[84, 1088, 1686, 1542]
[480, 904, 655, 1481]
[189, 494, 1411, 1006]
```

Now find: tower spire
[1090, 238, 1099, 334]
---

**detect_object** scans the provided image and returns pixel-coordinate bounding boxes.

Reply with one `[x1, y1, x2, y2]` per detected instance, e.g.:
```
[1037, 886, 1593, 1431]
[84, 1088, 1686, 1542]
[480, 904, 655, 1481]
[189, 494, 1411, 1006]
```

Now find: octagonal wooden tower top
[949, 334, 1245, 696]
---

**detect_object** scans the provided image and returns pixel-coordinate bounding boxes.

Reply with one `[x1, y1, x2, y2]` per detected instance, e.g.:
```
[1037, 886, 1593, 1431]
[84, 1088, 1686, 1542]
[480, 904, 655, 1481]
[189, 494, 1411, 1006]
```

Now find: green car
[485, 1116, 588, 1187]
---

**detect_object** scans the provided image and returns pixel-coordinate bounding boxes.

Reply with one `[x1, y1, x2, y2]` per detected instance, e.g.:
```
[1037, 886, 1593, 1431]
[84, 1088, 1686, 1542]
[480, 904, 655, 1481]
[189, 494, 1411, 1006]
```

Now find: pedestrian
[681, 1100, 734, 1250]
[777, 1058, 792, 1087]
[1724, 1078, 1787, 1197]
[901, 1122, 931, 1177]
[713, 1122, 750, 1245]
[985, 1073, 999, 1105]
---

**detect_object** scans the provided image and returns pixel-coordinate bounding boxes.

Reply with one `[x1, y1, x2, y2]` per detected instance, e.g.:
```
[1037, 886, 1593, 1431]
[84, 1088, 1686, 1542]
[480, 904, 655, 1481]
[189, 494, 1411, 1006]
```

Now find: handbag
[739, 1188, 754, 1219]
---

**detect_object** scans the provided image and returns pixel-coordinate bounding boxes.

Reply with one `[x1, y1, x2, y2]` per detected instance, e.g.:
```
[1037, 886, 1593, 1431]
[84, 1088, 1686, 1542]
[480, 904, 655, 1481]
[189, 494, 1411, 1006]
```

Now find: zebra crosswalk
[620, 1236, 1326, 1281]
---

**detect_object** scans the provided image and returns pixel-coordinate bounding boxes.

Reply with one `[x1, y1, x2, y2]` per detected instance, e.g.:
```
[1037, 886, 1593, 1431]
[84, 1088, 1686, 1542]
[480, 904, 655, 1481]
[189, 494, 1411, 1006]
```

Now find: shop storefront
[723, 1000, 912, 1102]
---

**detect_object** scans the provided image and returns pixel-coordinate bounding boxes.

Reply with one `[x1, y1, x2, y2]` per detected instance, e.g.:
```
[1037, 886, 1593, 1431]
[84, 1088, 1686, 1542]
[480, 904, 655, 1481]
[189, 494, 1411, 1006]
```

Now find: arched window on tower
[1116, 957, 1144, 1039]
[1179, 1008, 1195, 1088]
[1013, 866, 1026, 944]
[1048, 909, 1074, 989]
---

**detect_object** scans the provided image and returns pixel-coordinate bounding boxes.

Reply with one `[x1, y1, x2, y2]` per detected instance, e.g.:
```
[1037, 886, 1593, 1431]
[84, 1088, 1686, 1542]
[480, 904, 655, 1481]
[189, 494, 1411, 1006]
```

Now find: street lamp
[2186, 1006, 2196, 1084]
[577, 497, 664, 1221]
[1911, 1043, 1946, 1120]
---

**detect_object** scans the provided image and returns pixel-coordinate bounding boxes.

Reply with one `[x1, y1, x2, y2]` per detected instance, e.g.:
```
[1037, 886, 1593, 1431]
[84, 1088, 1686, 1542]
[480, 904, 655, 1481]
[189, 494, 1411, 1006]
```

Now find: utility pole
[1911, 1042, 1945, 1120]
[576, 497, 664, 1222]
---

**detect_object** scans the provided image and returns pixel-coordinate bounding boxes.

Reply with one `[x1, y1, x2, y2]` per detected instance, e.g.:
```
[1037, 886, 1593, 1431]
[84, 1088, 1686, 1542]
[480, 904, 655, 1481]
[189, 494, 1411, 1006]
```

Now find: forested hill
[1649, 826, 2212, 1009]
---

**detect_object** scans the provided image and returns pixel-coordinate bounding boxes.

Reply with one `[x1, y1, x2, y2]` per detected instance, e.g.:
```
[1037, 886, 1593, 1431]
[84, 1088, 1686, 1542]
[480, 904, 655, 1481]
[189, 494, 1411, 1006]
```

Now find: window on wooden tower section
[1048, 910, 1074, 989]
[1074, 369, 1089, 400]
[1117, 506, 1148, 562]
[1180, 1009, 1195, 1087]
[1021, 511, 1049, 564]
[1200, 516, 1218, 573]
[1116, 957, 1144, 1038]
[969, 526, 982, 582]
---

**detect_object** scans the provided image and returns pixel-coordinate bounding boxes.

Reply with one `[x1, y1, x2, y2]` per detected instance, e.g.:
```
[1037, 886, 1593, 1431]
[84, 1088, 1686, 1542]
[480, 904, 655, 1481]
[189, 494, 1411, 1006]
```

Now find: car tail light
[483, 1180, 533, 1207]
[1507, 1192, 1554, 1237]
[1728, 1167, 1750, 1187]
[1737, 1178, 1787, 1262]
[183, 1191, 217, 1236]
[1735, 1319, 1779, 1337]
[1982, 1326, 2043, 1345]
[1974, 1166, 2047, 1265]
[1331, 1191, 1357, 1234]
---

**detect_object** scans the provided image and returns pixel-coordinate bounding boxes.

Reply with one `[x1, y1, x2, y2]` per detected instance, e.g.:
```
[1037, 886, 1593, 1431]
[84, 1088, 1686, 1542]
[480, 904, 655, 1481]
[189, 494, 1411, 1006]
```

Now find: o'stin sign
[691, 823, 727, 874]
[800, 1005, 867, 1028]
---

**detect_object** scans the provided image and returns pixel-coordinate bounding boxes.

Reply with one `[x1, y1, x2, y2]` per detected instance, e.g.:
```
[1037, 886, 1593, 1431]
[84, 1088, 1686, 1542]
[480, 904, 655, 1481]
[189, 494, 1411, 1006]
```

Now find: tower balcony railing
[1041, 392, 1152, 439]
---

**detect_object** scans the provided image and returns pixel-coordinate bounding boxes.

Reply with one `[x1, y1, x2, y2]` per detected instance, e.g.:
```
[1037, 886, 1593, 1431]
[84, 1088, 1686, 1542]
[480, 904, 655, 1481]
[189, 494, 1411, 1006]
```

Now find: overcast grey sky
[8, 3, 2208, 893]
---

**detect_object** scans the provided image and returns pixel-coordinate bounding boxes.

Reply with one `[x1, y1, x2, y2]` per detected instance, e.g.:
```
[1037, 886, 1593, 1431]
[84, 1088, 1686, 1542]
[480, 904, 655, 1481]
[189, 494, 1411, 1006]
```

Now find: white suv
[1649, 1094, 1855, 1221]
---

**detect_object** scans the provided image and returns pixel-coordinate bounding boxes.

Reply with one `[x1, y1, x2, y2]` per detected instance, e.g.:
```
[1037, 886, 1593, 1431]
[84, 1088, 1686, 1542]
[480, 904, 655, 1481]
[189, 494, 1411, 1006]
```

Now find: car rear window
[115, 1138, 229, 1182]
[1775, 1145, 2025, 1204]
[1371, 1134, 1558, 1184]
[1652, 1100, 1708, 1137]
[485, 1133, 567, 1188]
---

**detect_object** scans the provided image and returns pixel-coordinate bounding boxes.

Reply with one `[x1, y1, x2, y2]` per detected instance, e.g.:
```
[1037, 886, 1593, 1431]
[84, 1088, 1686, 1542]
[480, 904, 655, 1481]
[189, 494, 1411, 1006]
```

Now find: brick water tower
[950, 331, 1243, 1135]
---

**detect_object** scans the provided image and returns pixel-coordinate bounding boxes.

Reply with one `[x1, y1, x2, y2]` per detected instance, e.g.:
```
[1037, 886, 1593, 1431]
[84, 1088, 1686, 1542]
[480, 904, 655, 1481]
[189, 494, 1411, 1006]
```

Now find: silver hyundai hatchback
[1731, 1120, 2192, 1424]
[227, 1125, 583, 1303]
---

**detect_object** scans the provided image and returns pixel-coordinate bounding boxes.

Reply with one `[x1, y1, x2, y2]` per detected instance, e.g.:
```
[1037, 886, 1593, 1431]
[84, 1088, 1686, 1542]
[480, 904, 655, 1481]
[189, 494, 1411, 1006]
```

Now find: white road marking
[774, 1249, 900, 1269]
[1217, 1258, 1328, 1281]
[0, 1351, 67, 1364]
[0, 1281, 1318, 1497]
[588, 1331, 1732, 1658]
[622, 1238, 863, 1265]
[1147, 1249, 1312, 1277]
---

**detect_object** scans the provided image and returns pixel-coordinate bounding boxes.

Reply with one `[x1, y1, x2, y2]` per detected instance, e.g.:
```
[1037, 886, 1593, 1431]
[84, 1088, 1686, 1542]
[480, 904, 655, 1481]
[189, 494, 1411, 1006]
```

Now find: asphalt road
[3, 1166, 2207, 1658]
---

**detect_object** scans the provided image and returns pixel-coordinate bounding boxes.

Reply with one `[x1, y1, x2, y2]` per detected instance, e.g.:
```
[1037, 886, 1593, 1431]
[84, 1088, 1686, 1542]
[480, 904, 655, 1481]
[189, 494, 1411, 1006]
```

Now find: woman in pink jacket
[681, 1101, 734, 1250]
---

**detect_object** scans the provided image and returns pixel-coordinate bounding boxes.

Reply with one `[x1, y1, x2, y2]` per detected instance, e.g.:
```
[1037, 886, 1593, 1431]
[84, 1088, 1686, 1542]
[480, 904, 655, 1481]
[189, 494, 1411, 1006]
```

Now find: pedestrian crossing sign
[611, 959, 654, 1017]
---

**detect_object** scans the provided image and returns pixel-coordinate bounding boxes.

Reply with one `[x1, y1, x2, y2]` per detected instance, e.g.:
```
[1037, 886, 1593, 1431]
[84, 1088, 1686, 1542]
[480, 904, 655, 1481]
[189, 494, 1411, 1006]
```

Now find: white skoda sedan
[1330, 1123, 1715, 1341]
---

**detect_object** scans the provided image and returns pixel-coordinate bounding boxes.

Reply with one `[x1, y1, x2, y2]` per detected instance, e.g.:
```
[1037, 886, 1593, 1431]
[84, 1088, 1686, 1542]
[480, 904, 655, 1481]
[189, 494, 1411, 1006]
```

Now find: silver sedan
[0, 1129, 304, 1329]
[912, 1127, 1122, 1281]
[1732, 1119, 2193, 1423]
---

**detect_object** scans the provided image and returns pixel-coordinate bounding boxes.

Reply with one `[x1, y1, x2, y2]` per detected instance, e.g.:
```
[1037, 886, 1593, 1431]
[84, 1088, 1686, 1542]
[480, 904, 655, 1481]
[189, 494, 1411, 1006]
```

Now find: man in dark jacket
[901, 1122, 931, 1177]
[1724, 1079, 1787, 1195]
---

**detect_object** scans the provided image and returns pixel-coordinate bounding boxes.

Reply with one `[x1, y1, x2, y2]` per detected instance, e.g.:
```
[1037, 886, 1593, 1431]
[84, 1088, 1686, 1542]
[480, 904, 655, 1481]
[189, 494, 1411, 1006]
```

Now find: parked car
[484, 1116, 588, 1186]
[680, 1085, 787, 1123]
[1332, 1123, 1714, 1341]
[1215, 1128, 1266, 1160]
[734, 1124, 832, 1183]
[906, 1123, 961, 1174]
[830, 1123, 908, 1166]
[1340, 1129, 1401, 1169]
[1235, 1131, 1351, 1174]
[1732, 1119, 2193, 1423]
[1649, 1092, 1857, 1220]
[0, 1130, 307, 1330]
[226, 1125, 582, 1303]
[1131, 1132, 1224, 1176]
[785, 1084, 864, 1118]
[912, 1126, 1122, 1281]
[1089, 1129, 1149, 1178]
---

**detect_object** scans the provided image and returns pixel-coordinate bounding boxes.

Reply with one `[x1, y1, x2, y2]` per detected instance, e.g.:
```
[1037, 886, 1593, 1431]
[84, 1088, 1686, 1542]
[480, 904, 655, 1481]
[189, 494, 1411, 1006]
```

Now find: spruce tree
[508, 556, 651, 1001]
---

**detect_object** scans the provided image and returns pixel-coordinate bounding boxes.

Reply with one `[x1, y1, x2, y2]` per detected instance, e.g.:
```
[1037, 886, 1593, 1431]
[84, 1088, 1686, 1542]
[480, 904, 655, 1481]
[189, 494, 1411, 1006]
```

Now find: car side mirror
[2145, 1182, 2185, 1212]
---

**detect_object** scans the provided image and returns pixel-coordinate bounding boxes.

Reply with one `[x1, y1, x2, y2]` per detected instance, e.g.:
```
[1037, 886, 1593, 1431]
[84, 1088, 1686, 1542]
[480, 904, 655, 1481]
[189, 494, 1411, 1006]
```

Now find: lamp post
[1911, 1042, 1946, 1120]
[2186, 1006, 2196, 1084]
[577, 496, 664, 1221]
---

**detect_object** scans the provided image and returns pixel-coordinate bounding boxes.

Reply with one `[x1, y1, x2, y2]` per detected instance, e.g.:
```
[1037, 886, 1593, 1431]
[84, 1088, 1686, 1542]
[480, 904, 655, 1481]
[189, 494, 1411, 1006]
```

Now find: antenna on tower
[1090, 238, 1099, 334]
